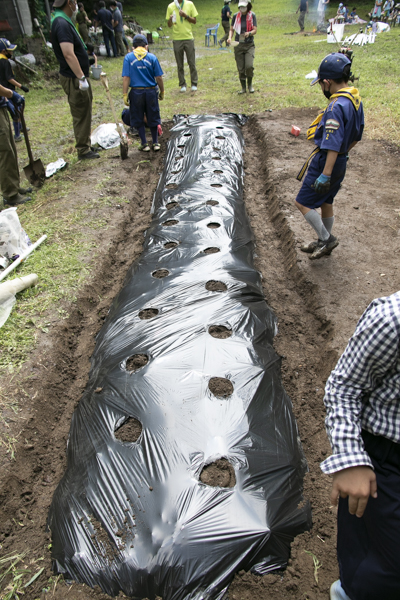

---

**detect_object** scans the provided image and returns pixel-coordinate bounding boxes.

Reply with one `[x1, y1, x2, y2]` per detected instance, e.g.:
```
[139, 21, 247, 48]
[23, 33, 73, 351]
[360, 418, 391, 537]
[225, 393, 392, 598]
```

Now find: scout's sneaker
[139, 143, 151, 152]
[152, 143, 161, 151]
[78, 150, 100, 160]
[191, 85, 197, 91]
[180, 86, 187, 93]
[309, 235, 339, 260]
[330, 580, 352, 600]
[4, 193, 32, 206]
[300, 240, 319, 253]
[14, 135, 23, 142]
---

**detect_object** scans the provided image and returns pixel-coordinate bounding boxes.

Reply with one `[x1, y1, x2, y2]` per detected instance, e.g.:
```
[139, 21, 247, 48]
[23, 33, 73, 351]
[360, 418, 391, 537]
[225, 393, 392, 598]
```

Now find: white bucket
[91, 65, 103, 80]
[327, 23, 344, 42]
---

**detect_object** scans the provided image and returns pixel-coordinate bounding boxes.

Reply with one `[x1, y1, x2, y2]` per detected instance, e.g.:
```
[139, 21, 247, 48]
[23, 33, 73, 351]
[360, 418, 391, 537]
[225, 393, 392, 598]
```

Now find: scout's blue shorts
[128, 87, 161, 129]
[121, 108, 130, 126]
[296, 151, 347, 209]
[337, 430, 400, 600]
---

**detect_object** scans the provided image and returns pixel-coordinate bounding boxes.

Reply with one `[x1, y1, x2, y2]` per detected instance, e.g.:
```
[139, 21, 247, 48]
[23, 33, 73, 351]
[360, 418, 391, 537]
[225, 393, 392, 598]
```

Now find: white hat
[238, 0, 248, 6]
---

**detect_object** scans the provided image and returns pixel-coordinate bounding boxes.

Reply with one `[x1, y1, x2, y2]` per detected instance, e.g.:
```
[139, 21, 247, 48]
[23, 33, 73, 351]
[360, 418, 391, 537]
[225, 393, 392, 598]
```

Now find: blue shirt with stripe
[314, 94, 364, 154]
[122, 51, 163, 88]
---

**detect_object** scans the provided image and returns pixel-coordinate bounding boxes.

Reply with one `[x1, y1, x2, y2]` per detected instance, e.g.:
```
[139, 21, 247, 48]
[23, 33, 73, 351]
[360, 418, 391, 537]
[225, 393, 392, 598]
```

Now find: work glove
[11, 91, 24, 108]
[159, 90, 164, 101]
[78, 76, 89, 91]
[313, 173, 331, 194]
[123, 92, 129, 106]
[6, 100, 18, 121]
[20, 85, 29, 93]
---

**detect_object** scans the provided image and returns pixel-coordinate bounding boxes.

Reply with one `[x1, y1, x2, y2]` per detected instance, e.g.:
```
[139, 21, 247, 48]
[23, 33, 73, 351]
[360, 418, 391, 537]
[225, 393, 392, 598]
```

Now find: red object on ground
[291, 125, 301, 137]
[158, 124, 163, 136]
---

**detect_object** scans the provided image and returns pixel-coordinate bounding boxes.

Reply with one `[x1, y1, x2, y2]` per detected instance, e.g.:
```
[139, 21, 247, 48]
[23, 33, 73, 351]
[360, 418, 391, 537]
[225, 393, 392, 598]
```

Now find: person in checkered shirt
[321, 291, 400, 600]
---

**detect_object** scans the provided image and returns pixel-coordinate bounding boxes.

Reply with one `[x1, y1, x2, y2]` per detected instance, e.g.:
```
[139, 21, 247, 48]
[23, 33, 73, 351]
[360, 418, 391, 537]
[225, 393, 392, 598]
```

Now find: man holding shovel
[51, 0, 99, 160]
[0, 84, 32, 208]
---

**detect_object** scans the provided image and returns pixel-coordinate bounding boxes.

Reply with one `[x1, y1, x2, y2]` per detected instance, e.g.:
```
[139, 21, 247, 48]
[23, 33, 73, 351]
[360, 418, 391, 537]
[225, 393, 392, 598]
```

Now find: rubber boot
[247, 77, 254, 93]
[238, 79, 247, 94]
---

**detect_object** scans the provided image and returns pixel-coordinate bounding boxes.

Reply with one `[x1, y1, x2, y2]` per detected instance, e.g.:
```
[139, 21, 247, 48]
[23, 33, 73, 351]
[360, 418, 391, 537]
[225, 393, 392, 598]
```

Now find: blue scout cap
[311, 52, 352, 86]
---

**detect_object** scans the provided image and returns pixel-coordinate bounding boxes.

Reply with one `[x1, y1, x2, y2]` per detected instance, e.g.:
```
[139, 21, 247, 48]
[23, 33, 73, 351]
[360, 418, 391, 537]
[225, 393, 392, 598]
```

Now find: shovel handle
[19, 107, 35, 165]
[100, 74, 125, 140]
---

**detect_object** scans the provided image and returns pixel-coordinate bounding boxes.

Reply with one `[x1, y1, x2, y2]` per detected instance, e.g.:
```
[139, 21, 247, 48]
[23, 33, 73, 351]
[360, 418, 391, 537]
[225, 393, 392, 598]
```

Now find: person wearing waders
[295, 53, 364, 259]
[321, 291, 400, 600]
[227, 0, 257, 94]
[122, 34, 164, 152]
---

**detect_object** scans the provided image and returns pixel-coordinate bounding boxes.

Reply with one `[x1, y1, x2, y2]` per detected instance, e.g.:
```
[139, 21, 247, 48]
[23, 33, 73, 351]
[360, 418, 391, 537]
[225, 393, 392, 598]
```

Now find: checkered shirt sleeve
[321, 292, 400, 474]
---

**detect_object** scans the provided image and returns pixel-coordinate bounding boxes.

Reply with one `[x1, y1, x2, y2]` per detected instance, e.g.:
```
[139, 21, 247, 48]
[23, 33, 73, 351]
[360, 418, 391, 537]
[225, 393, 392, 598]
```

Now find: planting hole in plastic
[215, 136, 225, 140]
[216, 126, 224, 130]
[166, 184, 178, 190]
[171, 170, 181, 174]
[211, 184, 222, 188]
[200, 458, 236, 488]
[205, 280, 227, 292]
[213, 170, 223, 174]
[115, 417, 143, 443]
[184, 133, 192, 137]
[212, 156, 221, 160]
[162, 219, 178, 226]
[206, 200, 219, 206]
[139, 308, 159, 320]
[207, 222, 220, 229]
[126, 354, 149, 372]
[152, 269, 169, 279]
[208, 325, 232, 339]
[177, 144, 185, 148]
[166, 202, 179, 210]
[204, 247, 220, 255]
[164, 241, 179, 249]
[208, 377, 234, 398]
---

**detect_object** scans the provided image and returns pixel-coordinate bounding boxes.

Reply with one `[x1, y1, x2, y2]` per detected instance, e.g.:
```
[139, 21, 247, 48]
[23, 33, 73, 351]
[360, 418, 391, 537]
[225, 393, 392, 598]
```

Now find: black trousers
[338, 430, 400, 600]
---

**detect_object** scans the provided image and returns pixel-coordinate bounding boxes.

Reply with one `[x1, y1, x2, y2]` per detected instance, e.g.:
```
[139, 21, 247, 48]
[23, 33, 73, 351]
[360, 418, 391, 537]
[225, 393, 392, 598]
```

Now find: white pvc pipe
[0, 235, 47, 282]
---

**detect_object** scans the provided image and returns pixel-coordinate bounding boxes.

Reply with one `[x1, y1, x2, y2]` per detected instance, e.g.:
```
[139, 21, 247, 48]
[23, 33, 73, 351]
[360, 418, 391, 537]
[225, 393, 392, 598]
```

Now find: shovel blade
[120, 139, 129, 160]
[23, 158, 45, 187]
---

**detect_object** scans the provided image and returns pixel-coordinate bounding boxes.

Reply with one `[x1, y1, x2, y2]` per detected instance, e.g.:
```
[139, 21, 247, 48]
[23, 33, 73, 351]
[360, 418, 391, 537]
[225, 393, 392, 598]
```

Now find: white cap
[238, 0, 248, 6]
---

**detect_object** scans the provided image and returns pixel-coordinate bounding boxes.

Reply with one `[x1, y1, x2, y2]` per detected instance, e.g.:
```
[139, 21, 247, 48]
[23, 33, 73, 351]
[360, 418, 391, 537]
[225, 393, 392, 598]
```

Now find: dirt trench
[1, 110, 400, 599]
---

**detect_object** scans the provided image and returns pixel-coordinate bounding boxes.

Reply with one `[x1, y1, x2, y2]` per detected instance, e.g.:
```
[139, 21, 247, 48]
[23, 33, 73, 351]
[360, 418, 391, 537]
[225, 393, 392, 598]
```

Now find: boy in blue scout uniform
[122, 34, 164, 152]
[295, 53, 364, 260]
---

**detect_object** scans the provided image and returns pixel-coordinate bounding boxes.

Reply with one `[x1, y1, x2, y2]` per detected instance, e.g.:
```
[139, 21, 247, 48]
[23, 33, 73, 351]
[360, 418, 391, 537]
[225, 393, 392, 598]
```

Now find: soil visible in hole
[125, 354, 148, 372]
[200, 458, 236, 488]
[139, 308, 159, 320]
[164, 241, 179, 249]
[184, 133, 192, 137]
[204, 247, 220, 254]
[215, 136, 225, 139]
[211, 184, 222, 188]
[208, 325, 232, 339]
[175, 155, 183, 160]
[213, 146, 219, 151]
[208, 376, 234, 397]
[206, 200, 219, 206]
[177, 144, 185, 148]
[205, 280, 227, 292]
[166, 202, 179, 210]
[115, 417, 143, 443]
[207, 222, 220, 228]
[216, 126, 224, 129]
[162, 219, 178, 226]
[212, 156, 221, 160]
[214, 170, 223, 174]
[166, 184, 178, 189]
[171, 170, 181, 174]
[152, 269, 169, 278]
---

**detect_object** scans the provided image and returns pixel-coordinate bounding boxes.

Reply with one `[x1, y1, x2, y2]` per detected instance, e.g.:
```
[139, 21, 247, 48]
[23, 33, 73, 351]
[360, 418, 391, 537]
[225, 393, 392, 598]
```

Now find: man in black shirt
[51, 0, 99, 159]
[219, 0, 232, 47]
[96, 1, 118, 58]
[296, 0, 309, 31]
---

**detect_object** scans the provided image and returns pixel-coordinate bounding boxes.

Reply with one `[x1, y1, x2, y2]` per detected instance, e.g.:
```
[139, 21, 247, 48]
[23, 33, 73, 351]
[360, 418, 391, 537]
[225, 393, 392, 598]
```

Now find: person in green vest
[51, 0, 99, 160]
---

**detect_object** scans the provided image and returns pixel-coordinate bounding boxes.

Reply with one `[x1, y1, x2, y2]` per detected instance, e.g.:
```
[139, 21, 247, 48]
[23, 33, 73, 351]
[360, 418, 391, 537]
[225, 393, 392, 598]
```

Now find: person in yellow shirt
[166, 0, 199, 92]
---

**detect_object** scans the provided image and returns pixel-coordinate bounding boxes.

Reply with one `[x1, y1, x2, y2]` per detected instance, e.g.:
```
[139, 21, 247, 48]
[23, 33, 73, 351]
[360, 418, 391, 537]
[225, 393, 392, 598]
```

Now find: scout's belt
[131, 86, 157, 89]
[296, 147, 346, 182]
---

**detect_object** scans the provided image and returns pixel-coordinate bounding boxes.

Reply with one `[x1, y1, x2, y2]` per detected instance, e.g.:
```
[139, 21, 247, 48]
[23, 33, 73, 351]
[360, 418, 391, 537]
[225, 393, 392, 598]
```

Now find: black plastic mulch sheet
[48, 114, 312, 600]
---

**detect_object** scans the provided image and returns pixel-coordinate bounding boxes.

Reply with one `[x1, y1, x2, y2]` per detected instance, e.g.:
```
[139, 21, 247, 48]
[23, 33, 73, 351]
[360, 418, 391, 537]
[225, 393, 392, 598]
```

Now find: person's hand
[226, 38, 231, 45]
[313, 173, 331, 193]
[159, 90, 164, 101]
[330, 466, 377, 518]
[179, 9, 187, 18]
[79, 77, 89, 90]
[20, 85, 29, 93]
[123, 92, 129, 106]
[11, 91, 24, 107]
[244, 31, 250, 38]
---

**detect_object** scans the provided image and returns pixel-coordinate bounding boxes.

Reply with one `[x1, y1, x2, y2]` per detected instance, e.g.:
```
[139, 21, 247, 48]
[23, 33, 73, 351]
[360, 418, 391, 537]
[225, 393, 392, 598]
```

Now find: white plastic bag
[0, 208, 31, 266]
[91, 123, 126, 149]
[46, 158, 67, 178]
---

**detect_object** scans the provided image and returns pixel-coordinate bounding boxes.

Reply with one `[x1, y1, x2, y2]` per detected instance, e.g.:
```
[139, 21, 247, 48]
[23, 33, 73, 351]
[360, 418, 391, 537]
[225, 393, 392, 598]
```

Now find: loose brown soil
[115, 417, 143, 444]
[200, 459, 236, 488]
[139, 308, 159, 320]
[125, 354, 149, 372]
[152, 269, 169, 278]
[0, 109, 399, 600]
[208, 325, 232, 339]
[203, 247, 220, 254]
[208, 376, 234, 398]
[205, 280, 227, 292]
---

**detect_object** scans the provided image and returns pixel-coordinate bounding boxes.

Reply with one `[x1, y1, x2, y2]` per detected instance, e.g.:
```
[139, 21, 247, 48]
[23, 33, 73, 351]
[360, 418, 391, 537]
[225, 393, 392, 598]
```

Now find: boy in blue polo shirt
[122, 34, 164, 152]
[295, 53, 364, 260]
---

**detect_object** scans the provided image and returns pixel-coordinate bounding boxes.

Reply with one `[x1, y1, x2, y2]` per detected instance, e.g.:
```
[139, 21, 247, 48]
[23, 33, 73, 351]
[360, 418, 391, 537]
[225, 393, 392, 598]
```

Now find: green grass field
[0, 0, 397, 382]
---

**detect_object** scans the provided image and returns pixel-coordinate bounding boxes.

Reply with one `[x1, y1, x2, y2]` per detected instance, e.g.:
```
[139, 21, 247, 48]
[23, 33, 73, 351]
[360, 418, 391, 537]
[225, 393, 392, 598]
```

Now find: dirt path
[0, 110, 399, 599]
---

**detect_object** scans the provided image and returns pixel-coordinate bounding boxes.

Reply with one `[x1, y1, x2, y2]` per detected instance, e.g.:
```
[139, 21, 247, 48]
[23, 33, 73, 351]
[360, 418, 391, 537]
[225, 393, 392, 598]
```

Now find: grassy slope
[0, 0, 397, 379]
